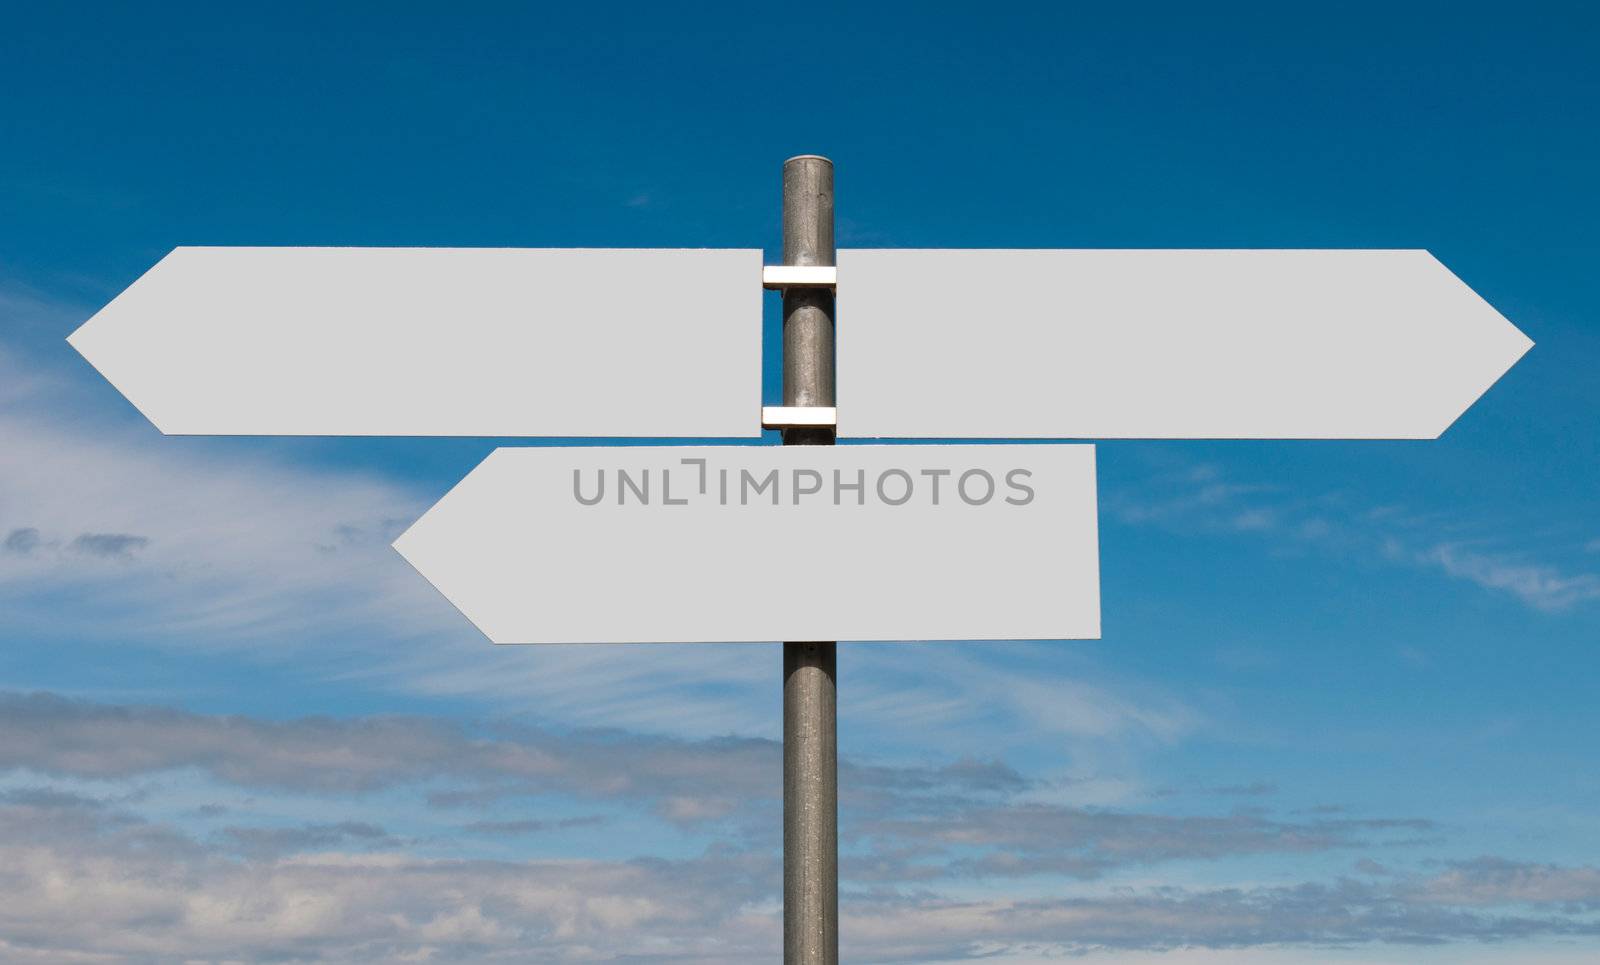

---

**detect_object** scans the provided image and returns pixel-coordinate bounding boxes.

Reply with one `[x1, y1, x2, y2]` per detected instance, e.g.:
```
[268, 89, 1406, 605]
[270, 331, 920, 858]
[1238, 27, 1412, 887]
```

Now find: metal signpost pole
[780, 154, 839, 965]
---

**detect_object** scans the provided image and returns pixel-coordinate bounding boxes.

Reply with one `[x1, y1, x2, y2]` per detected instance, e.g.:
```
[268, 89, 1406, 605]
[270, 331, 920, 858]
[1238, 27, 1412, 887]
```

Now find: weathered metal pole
[781, 154, 838, 965]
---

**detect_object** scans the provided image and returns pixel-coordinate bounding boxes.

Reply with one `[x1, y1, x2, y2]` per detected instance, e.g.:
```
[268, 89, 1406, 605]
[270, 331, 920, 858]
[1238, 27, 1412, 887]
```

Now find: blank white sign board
[394, 444, 1100, 643]
[68, 247, 762, 437]
[836, 249, 1532, 439]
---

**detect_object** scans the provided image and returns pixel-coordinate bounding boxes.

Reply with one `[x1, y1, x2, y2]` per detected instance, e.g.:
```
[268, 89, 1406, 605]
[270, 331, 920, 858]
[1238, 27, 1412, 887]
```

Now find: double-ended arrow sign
[69, 246, 1530, 643]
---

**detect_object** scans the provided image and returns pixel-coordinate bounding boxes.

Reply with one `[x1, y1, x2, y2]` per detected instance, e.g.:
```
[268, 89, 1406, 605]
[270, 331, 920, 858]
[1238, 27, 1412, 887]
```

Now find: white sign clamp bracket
[762, 405, 838, 429]
[762, 265, 837, 290]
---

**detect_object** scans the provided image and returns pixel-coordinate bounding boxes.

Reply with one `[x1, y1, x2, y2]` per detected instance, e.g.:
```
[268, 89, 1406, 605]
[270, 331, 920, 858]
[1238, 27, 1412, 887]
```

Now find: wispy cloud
[1108, 457, 1600, 612]
[1415, 856, 1600, 908]
[460, 815, 606, 836]
[1409, 542, 1600, 612]
[216, 819, 397, 858]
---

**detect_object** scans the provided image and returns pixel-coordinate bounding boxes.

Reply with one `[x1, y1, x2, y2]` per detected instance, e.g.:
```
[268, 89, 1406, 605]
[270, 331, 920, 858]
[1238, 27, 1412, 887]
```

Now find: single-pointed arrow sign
[68, 247, 762, 438]
[393, 444, 1100, 643]
[835, 249, 1532, 439]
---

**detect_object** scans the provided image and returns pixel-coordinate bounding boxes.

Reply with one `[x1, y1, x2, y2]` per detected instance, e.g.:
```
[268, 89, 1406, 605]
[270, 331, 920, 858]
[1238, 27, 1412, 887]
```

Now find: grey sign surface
[394, 444, 1100, 643]
[68, 247, 762, 437]
[835, 249, 1532, 439]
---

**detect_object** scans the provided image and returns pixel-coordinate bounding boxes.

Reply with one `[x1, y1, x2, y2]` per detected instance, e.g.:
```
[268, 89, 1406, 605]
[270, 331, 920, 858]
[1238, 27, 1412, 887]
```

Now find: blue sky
[2, 2, 1598, 961]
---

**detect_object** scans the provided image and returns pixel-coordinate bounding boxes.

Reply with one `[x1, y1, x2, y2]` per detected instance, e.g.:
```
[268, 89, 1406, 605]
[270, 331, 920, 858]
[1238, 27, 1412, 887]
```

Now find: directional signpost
[69, 156, 1532, 965]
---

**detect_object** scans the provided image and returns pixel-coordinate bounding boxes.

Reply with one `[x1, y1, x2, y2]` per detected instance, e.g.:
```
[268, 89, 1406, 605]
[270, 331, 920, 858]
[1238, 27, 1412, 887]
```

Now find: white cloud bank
[0, 694, 1596, 963]
[0, 787, 1596, 963]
